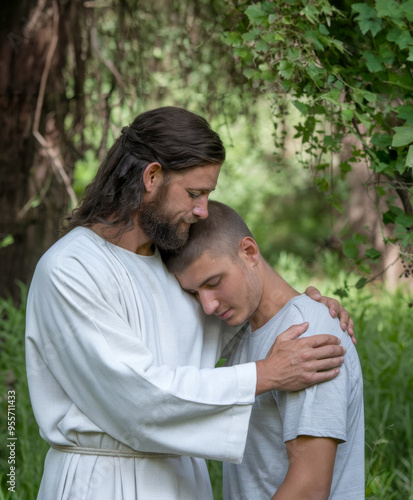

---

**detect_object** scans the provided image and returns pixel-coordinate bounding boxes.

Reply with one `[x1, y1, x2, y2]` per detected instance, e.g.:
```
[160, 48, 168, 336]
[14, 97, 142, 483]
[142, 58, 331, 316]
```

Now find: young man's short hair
[162, 201, 253, 274]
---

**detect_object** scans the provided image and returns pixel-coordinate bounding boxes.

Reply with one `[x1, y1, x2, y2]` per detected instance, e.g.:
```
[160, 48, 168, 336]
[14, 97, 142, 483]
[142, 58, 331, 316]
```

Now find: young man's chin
[222, 312, 248, 328]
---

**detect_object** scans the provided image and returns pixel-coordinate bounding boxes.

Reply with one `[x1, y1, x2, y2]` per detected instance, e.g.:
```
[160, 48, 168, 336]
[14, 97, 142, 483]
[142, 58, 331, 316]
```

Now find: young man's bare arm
[272, 435, 338, 500]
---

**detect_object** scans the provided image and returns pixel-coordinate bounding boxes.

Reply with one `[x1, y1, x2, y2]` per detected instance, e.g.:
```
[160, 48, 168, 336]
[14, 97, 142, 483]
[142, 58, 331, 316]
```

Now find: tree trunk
[340, 136, 409, 289]
[0, 0, 81, 301]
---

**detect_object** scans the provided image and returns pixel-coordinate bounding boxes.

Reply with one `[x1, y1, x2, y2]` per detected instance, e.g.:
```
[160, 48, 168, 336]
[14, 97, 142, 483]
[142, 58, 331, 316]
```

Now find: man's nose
[192, 196, 208, 219]
[199, 291, 219, 316]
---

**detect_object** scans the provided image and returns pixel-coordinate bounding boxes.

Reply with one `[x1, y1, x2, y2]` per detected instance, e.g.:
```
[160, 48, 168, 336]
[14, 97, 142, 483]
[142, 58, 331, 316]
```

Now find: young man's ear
[239, 237, 259, 265]
[143, 162, 164, 193]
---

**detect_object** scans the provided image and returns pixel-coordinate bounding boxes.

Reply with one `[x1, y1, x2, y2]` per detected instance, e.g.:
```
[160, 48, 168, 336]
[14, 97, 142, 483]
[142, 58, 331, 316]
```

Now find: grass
[0, 285, 48, 500]
[1, 278, 413, 498]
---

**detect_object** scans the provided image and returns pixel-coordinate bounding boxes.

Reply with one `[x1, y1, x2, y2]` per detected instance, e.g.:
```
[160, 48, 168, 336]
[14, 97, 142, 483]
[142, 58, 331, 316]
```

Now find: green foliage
[0, 236, 13, 249]
[67, 0, 256, 204]
[0, 286, 48, 499]
[212, 102, 338, 266]
[356, 287, 413, 498]
[224, 0, 413, 276]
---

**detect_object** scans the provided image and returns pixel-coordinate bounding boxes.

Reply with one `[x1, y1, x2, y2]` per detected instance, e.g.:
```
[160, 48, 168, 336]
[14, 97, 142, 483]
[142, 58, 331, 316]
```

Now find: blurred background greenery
[1, 0, 412, 498]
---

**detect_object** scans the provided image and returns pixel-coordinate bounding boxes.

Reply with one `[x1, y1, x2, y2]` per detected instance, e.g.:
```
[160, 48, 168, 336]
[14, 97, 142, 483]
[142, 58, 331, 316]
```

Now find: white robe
[25, 227, 256, 500]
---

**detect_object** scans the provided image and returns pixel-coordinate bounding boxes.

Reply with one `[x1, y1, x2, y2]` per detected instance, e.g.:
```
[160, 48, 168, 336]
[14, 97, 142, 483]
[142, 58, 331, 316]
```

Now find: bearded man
[26, 106, 353, 500]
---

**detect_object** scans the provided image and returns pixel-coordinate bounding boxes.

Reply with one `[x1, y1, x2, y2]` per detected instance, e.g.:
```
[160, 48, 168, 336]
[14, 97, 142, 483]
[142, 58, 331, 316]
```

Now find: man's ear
[143, 162, 164, 193]
[239, 237, 259, 266]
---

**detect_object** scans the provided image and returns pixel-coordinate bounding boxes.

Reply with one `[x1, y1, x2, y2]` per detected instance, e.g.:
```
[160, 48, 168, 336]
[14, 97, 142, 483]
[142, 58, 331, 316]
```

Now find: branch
[90, 26, 125, 95]
[32, 0, 77, 208]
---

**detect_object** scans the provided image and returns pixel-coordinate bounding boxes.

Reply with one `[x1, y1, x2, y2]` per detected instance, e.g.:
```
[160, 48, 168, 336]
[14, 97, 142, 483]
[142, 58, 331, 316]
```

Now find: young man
[26, 107, 353, 500]
[165, 201, 365, 500]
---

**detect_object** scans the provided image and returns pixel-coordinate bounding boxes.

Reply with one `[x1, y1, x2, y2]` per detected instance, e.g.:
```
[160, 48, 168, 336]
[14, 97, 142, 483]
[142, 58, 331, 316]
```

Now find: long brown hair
[61, 106, 225, 235]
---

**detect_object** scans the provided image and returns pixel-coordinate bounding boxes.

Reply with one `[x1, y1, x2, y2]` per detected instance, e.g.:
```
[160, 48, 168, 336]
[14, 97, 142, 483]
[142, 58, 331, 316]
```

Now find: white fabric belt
[51, 444, 180, 459]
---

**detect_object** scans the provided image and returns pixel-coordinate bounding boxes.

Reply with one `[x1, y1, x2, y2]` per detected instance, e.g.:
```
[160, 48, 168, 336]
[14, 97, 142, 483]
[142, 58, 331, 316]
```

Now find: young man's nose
[199, 292, 219, 316]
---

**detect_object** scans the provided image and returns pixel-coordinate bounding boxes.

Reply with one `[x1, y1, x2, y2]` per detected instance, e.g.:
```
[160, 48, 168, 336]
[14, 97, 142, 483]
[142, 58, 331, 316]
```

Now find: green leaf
[387, 28, 413, 49]
[375, 0, 403, 19]
[243, 68, 256, 80]
[395, 213, 413, 229]
[292, 100, 310, 115]
[371, 133, 392, 148]
[395, 155, 408, 175]
[361, 90, 378, 103]
[343, 239, 359, 259]
[0, 235, 14, 249]
[340, 161, 352, 177]
[334, 287, 349, 299]
[241, 28, 261, 42]
[355, 277, 368, 289]
[341, 107, 354, 122]
[373, 162, 393, 174]
[256, 39, 269, 52]
[301, 4, 320, 24]
[287, 47, 301, 61]
[401, 0, 413, 21]
[379, 43, 395, 65]
[363, 51, 384, 73]
[319, 24, 329, 35]
[278, 59, 295, 80]
[392, 126, 413, 147]
[305, 63, 326, 83]
[354, 233, 368, 244]
[304, 29, 325, 51]
[383, 205, 404, 224]
[245, 4, 268, 25]
[352, 3, 382, 36]
[406, 145, 413, 169]
[319, 88, 341, 105]
[355, 111, 373, 131]
[315, 177, 330, 192]
[365, 248, 381, 260]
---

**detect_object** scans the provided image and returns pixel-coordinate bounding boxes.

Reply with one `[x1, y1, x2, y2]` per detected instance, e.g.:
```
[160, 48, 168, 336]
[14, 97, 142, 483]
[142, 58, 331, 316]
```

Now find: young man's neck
[249, 261, 300, 332]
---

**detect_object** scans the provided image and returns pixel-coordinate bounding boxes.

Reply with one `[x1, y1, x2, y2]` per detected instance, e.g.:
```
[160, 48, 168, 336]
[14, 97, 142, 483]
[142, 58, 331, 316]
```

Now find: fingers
[300, 343, 346, 364]
[307, 348, 345, 366]
[305, 368, 341, 387]
[277, 322, 309, 341]
[304, 286, 322, 301]
[337, 308, 357, 345]
[347, 319, 356, 344]
[296, 333, 341, 349]
[305, 288, 357, 344]
[327, 300, 340, 318]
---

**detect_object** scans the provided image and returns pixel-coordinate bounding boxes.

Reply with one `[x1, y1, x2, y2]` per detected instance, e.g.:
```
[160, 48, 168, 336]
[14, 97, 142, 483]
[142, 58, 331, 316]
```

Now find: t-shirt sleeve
[274, 303, 354, 444]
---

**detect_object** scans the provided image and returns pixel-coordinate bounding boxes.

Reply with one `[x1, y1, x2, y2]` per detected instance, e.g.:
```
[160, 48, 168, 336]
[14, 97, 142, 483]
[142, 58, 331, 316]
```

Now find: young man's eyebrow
[199, 274, 220, 288]
[180, 273, 220, 293]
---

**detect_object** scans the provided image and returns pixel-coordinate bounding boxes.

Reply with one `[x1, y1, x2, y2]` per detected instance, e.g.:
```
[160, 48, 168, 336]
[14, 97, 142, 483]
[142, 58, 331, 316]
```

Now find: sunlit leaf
[392, 126, 413, 147]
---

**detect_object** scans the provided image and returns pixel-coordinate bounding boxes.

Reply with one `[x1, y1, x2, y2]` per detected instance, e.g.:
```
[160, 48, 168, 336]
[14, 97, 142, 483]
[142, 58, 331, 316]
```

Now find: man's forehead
[170, 164, 221, 190]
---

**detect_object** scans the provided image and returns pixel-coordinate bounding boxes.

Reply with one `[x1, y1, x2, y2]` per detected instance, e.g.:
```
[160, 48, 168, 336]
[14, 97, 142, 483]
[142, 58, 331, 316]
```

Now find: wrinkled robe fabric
[26, 227, 256, 500]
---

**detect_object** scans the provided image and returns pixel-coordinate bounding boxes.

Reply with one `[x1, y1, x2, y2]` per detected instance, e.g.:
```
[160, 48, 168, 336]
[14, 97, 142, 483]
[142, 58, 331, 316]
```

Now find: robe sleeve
[25, 247, 256, 464]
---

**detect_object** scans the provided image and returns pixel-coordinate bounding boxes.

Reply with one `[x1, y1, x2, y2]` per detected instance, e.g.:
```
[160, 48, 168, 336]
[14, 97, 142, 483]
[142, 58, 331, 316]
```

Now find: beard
[137, 187, 194, 251]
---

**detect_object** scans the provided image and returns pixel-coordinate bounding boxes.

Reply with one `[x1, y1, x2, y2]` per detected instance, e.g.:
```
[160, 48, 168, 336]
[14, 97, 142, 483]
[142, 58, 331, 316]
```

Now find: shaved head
[162, 201, 253, 274]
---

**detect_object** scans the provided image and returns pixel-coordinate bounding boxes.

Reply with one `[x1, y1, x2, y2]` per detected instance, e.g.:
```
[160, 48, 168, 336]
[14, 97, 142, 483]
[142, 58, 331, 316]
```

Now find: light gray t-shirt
[223, 294, 365, 500]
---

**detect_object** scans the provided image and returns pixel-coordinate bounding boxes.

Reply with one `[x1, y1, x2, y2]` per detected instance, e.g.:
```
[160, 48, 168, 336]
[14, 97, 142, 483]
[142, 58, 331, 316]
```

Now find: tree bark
[0, 0, 81, 301]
